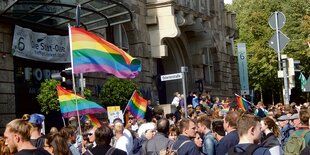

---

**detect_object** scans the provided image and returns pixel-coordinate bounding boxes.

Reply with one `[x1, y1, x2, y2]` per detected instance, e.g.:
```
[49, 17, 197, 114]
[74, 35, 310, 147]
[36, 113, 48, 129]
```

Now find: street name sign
[161, 73, 183, 81]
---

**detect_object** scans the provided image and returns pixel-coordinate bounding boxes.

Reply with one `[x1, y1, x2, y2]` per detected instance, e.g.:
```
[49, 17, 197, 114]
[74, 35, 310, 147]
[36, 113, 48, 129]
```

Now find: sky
[224, 0, 233, 4]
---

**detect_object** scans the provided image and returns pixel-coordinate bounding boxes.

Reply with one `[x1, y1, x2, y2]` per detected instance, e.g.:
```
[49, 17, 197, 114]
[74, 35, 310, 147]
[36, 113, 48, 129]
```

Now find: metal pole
[275, 12, 281, 70]
[282, 59, 290, 104]
[181, 66, 188, 118]
[80, 73, 84, 96]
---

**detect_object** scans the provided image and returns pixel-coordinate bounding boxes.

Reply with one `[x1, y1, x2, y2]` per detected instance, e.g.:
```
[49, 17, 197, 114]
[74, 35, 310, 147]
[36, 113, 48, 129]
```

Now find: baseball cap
[290, 113, 299, 120]
[29, 113, 45, 125]
[277, 115, 289, 121]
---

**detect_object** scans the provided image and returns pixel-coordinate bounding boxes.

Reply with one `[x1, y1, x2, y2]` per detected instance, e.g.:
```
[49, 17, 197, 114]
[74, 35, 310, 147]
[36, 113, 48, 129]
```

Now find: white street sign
[161, 73, 183, 81]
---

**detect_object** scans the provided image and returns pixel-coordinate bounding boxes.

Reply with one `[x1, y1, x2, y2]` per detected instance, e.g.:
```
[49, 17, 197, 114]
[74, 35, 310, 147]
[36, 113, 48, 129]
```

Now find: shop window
[203, 48, 214, 85]
[106, 24, 129, 51]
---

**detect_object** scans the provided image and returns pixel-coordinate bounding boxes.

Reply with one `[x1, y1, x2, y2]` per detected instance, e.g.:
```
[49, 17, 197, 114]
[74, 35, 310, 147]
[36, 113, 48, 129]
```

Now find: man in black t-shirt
[4, 119, 50, 155]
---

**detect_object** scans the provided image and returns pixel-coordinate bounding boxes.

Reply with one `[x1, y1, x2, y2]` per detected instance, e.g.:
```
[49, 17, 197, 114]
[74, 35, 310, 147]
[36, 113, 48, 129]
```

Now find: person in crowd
[192, 92, 199, 109]
[290, 112, 301, 130]
[134, 122, 156, 155]
[4, 119, 50, 154]
[49, 127, 58, 134]
[128, 114, 139, 132]
[29, 113, 46, 148]
[277, 114, 294, 149]
[112, 118, 133, 153]
[171, 92, 181, 107]
[82, 120, 93, 133]
[260, 116, 282, 154]
[197, 115, 217, 155]
[59, 126, 80, 155]
[168, 125, 179, 141]
[43, 132, 72, 155]
[89, 125, 127, 155]
[186, 91, 194, 106]
[84, 127, 97, 149]
[228, 114, 271, 155]
[0, 136, 12, 155]
[172, 118, 200, 155]
[216, 111, 240, 155]
[192, 132, 204, 155]
[211, 119, 225, 141]
[145, 118, 174, 154]
[114, 122, 130, 154]
[255, 102, 268, 118]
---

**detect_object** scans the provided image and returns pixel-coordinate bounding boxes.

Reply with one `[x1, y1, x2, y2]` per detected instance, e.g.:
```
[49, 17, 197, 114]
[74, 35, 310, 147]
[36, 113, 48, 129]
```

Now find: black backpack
[256, 108, 266, 118]
[300, 145, 310, 155]
[228, 144, 260, 155]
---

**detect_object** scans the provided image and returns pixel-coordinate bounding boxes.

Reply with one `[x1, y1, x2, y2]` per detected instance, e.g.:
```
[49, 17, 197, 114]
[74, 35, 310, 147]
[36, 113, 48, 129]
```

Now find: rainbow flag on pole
[57, 85, 106, 118]
[81, 114, 102, 128]
[235, 94, 249, 111]
[69, 27, 141, 79]
[126, 91, 148, 118]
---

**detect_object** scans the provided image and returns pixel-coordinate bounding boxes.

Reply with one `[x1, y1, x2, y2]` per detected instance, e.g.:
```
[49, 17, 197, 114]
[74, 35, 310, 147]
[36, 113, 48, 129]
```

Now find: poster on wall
[12, 25, 71, 63]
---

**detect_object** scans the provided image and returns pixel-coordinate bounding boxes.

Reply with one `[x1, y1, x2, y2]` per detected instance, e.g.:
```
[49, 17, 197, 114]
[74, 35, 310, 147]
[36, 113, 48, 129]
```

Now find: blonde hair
[6, 119, 32, 141]
[114, 122, 124, 134]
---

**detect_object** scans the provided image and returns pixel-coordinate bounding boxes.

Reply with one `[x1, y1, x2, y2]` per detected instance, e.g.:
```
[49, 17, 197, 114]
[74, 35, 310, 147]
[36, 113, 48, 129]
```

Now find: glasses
[87, 133, 93, 136]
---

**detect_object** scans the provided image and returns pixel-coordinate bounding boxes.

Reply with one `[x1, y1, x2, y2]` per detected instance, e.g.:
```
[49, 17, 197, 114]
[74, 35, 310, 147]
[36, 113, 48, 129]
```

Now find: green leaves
[36, 79, 61, 114]
[99, 77, 138, 109]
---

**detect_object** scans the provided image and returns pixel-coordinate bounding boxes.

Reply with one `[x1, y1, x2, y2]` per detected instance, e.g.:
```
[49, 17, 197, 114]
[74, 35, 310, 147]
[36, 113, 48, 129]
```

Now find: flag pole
[68, 22, 83, 141]
[123, 90, 136, 115]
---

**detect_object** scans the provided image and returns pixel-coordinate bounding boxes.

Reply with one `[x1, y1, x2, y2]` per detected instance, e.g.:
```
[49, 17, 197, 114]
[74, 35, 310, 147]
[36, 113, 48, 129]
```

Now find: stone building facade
[0, 0, 239, 132]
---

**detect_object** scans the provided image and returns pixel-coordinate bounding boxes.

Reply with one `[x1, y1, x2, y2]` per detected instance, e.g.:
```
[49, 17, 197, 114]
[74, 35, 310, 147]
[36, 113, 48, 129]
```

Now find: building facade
[0, 0, 239, 132]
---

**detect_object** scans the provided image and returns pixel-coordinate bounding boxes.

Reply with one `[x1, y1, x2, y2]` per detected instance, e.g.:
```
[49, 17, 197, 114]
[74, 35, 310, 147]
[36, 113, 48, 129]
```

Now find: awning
[0, 0, 132, 33]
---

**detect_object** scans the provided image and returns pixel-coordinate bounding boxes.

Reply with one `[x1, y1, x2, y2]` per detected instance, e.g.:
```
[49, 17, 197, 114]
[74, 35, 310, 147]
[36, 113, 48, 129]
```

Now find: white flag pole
[123, 90, 136, 116]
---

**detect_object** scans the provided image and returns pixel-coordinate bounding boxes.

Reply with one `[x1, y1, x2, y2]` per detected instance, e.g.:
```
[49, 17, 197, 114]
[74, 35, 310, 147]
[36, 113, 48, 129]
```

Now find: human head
[87, 127, 97, 143]
[277, 115, 289, 128]
[28, 113, 45, 128]
[59, 126, 77, 144]
[211, 119, 225, 141]
[261, 117, 280, 138]
[157, 118, 170, 134]
[192, 132, 203, 148]
[290, 113, 301, 128]
[4, 119, 32, 153]
[168, 125, 179, 141]
[179, 118, 197, 138]
[0, 136, 11, 155]
[21, 114, 30, 121]
[94, 125, 113, 145]
[257, 102, 265, 108]
[224, 111, 239, 132]
[137, 123, 156, 140]
[299, 106, 309, 127]
[68, 117, 78, 127]
[45, 132, 71, 155]
[114, 122, 124, 135]
[197, 115, 211, 134]
[237, 114, 261, 142]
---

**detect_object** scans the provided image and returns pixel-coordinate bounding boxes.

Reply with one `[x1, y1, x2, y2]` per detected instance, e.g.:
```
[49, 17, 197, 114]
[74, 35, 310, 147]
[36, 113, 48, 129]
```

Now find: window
[203, 48, 214, 85]
[106, 24, 129, 51]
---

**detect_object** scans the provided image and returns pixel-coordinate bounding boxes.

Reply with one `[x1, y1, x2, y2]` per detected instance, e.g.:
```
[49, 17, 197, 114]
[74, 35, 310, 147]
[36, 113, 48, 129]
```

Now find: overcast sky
[224, 0, 232, 4]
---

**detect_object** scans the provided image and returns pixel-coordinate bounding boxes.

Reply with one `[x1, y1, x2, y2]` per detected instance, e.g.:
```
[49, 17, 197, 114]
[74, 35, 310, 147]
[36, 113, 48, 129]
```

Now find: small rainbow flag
[57, 85, 106, 118]
[81, 114, 102, 128]
[126, 91, 147, 118]
[235, 94, 249, 111]
[69, 27, 141, 79]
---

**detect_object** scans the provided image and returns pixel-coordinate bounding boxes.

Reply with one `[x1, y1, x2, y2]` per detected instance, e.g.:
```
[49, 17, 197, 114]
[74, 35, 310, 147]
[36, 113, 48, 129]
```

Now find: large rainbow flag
[235, 94, 249, 111]
[57, 85, 106, 118]
[126, 91, 148, 118]
[69, 27, 141, 79]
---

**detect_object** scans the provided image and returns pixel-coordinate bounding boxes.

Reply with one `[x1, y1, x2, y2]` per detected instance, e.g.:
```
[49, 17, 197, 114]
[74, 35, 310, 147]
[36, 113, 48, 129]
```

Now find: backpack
[256, 108, 266, 118]
[300, 145, 310, 155]
[284, 130, 310, 155]
[160, 140, 191, 155]
[227, 144, 260, 155]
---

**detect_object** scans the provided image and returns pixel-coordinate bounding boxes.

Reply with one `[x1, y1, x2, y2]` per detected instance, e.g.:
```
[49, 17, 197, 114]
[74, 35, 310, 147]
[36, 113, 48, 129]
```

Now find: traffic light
[60, 69, 73, 90]
[287, 58, 295, 89]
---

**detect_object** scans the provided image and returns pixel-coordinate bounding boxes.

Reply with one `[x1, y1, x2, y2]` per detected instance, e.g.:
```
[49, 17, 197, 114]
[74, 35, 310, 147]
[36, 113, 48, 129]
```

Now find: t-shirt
[115, 135, 130, 154]
[15, 148, 50, 155]
[226, 143, 271, 155]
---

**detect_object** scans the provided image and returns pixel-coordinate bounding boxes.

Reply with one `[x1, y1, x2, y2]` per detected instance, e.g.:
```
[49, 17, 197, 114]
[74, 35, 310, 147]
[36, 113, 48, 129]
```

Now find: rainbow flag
[81, 114, 102, 128]
[235, 94, 249, 111]
[126, 91, 148, 118]
[57, 85, 106, 118]
[69, 27, 141, 79]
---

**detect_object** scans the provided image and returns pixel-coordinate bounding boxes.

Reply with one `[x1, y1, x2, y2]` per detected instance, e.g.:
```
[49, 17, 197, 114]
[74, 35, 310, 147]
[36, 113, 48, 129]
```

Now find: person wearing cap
[290, 113, 301, 129]
[277, 114, 294, 150]
[29, 113, 46, 148]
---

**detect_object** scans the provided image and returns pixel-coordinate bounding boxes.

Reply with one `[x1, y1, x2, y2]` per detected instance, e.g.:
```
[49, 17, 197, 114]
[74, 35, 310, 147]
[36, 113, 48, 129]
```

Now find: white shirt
[171, 96, 180, 107]
[115, 135, 130, 154]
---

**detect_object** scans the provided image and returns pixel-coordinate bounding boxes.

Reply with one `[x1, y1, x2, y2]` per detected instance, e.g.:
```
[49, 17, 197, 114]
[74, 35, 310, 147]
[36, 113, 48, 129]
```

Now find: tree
[37, 79, 61, 114]
[99, 77, 138, 109]
[227, 0, 310, 103]
[37, 79, 92, 114]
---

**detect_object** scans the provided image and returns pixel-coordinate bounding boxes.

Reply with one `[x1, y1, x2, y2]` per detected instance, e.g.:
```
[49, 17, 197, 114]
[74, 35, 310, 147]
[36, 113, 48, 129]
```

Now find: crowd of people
[0, 91, 310, 155]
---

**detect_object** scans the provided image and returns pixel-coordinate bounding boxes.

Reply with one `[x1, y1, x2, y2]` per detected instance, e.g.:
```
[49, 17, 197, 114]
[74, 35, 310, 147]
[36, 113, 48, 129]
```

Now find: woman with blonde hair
[260, 116, 282, 155]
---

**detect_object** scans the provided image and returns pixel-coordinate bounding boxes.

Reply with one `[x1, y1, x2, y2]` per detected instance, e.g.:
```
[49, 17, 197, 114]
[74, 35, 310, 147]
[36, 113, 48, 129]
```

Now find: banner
[12, 25, 70, 63]
[237, 43, 249, 95]
[108, 110, 124, 124]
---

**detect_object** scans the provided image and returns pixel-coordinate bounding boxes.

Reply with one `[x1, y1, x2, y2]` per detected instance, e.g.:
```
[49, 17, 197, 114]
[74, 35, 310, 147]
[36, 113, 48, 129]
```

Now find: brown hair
[178, 118, 193, 134]
[197, 114, 211, 129]
[6, 119, 32, 141]
[262, 117, 280, 138]
[95, 125, 114, 145]
[225, 111, 240, 129]
[59, 126, 76, 139]
[237, 114, 260, 137]
[299, 106, 309, 126]
[46, 133, 72, 155]
[169, 125, 180, 136]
